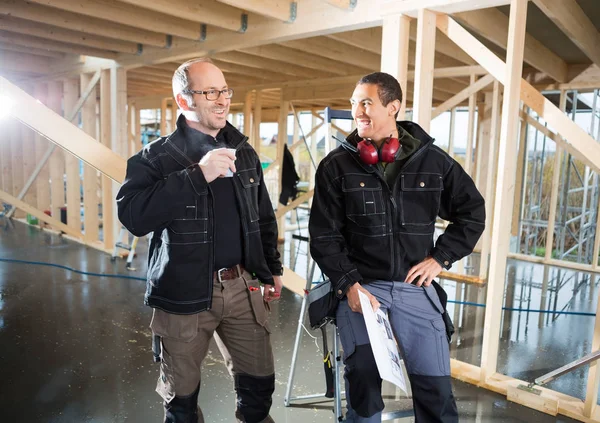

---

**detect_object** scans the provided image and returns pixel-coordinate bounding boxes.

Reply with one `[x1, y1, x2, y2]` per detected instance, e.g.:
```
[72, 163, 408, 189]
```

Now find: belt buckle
[217, 267, 229, 283]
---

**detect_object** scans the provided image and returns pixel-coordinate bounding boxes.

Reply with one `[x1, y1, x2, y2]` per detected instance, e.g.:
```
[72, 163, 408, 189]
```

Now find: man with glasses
[117, 58, 282, 423]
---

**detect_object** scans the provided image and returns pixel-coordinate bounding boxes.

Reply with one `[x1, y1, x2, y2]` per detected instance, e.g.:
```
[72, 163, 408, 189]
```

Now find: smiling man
[309, 72, 486, 422]
[117, 58, 282, 423]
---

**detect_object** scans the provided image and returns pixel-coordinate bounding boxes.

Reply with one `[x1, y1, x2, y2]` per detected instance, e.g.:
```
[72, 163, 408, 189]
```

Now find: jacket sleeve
[431, 161, 486, 269]
[116, 152, 209, 237]
[309, 160, 363, 299]
[256, 157, 283, 279]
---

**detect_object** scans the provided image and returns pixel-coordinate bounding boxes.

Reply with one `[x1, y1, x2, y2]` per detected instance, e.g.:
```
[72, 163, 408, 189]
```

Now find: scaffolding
[518, 89, 600, 265]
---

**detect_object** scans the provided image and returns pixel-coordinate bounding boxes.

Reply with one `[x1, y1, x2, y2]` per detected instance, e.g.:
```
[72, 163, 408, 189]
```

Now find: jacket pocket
[399, 172, 443, 226]
[342, 174, 385, 229]
[165, 196, 209, 244]
[237, 168, 260, 222]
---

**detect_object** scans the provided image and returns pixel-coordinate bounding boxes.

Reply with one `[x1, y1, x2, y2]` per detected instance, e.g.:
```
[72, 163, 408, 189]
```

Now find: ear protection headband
[356, 136, 400, 165]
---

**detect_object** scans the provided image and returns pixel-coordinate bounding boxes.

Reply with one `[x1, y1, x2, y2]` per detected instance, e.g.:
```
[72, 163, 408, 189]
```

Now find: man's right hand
[199, 148, 236, 183]
[346, 282, 380, 314]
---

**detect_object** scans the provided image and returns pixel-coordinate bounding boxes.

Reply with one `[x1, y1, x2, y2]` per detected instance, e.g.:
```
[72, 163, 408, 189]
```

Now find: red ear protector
[357, 136, 400, 165]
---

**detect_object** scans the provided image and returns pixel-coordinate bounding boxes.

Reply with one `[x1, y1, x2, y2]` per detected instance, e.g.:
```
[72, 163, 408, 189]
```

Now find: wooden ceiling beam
[0, 51, 50, 74]
[281, 37, 380, 70]
[532, 0, 600, 71]
[0, 15, 141, 55]
[0, 31, 118, 59]
[0, 43, 64, 59]
[325, 0, 358, 9]
[0, 0, 168, 47]
[26, 0, 204, 40]
[216, 0, 296, 22]
[117, 0, 248, 32]
[243, 44, 366, 76]
[213, 51, 339, 79]
[211, 59, 291, 82]
[453, 6, 568, 82]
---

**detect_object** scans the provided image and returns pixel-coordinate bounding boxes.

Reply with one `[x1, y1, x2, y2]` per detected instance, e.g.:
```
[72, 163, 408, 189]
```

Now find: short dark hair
[357, 72, 403, 118]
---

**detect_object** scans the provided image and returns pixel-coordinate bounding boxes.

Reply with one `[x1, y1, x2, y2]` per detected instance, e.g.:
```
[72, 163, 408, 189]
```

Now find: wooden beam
[115, 0, 383, 68]
[437, 15, 600, 174]
[0, 43, 63, 59]
[276, 99, 290, 240]
[0, 31, 118, 59]
[118, 0, 247, 32]
[413, 8, 436, 132]
[432, 74, 494, 119]
[26, 0, 204, 41]
[381, 0, 511, 16]
[479, 0, 528, 383]
[81, 73, 100, 242]
[100, 69, 114, 250]
[532, 0, 600, 69]
[0, 77, 126, 183]
[326, 0, 358, 9]
[0, 15, 141, 54]
[0, 0, 167, 47]
[0, 50, 50, 74]
[243, 44, 364, 76]
[217, 0, 295, 22]
[281, 37, 380, 71]
[63, 79, 80, 233]
[453, 7, 568, 82]
[0, 189, 83, 239]
[275, 189, 314, 218]
[381, 14, 411, 119]
[465, 73, 477, 176]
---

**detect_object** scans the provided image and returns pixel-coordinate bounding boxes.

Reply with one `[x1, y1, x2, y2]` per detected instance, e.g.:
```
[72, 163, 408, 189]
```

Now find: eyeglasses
[185, 88, 234, 101]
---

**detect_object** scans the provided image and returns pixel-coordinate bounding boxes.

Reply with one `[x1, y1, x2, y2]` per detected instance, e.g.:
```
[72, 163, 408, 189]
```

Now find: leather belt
[215, 264, 244, 282]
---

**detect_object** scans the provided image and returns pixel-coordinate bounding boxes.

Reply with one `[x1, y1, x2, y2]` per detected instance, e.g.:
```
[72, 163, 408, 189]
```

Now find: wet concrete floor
[0, 218, 585, 422]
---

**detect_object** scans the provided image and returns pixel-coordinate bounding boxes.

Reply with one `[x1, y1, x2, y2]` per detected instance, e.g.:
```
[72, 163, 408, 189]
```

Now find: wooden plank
[0, 189, 82, 239]
[100, 69, 114, 250]
[0, 77, 126, 183]
[0, 50, 50, 74]
[33, 83, 51, 213]
[275, 189, 314, 218]
[160, 98, 168, 137]
[326, 0, 358, 9]
[413, 8, 437, 132]
[21, 125, 37, 211]
[26, 0, 203, 41]
[507, 385, 559, 416]
[47, 81, 64, 223]
[381, 0, 511, 16]
[453, 7, 568, 82]
[0, 42, 64, 59]
[217, 0, 294, 22]
[0, 0, 167, 47]
[478, 0, 528, 383]
[512, 104, 528, 237]
[63, 79, 81, 233]
[119, 0, 246, 32]
[81, 73, 99, 243]
[243, 90, 253, 139]
[1, 119, 14, 194]
[381, 14, 411, 119]
[584, 273, 600, 417]
[0, 15, 140, 54]
[533, 0, 600, 69]
[253, 91, 262, 154]
[10, 118, 24, 218]
[436, 15, 600, 174]
[432, 74, 494, 119]
[0, 31, 118, 60]
[276, 99, 290, 241]
[464, 73, 478, 176]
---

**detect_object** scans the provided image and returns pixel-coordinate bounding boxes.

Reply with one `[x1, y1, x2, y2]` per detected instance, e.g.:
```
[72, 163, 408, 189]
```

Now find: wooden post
[480, 0, 528, 382]
[380, 14, 411, 119]
[479, 82, 501, 280]
[512, 105, 529, 237]
[545, 90, 567, 262]
[160, 97, 168, 137]
[413, 8, 436, 132]
[111, 66, 127, 244]
[21, 122, 37, 212]
[243, 90, 253, 138]
[171, 99, 178, 132]
[465, 73, 477, 175]
[1, 119, 14, 195]
[100, 69, 114, 250]
[277, 99, 290, 242]
[34, 83, 51, 214]
[448, 107, 456, 156]
[47, 81, 64, 224]
[584, 272, 600, 416]
[309, 113, 318, 193]
[81, 72, 99, 242]
[63, 78, 81, 232]
[253, 90, 262, 155]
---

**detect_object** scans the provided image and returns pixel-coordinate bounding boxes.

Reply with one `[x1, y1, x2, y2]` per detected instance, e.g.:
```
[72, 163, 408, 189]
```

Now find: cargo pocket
[243, 276, 271, 332]
[432, 318, 451, 375]
[150, 309, 199, 343]
[336, 309, 357, 362]
[156, 345, 176, 403]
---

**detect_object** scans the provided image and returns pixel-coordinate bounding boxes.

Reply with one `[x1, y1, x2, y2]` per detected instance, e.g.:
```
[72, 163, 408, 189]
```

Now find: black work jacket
[117, 116, 282, 314]
[309, 121, 486, 299]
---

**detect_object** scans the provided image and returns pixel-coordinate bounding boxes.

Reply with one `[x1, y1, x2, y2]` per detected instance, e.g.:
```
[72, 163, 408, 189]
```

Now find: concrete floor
[0, 217, 586, 422]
